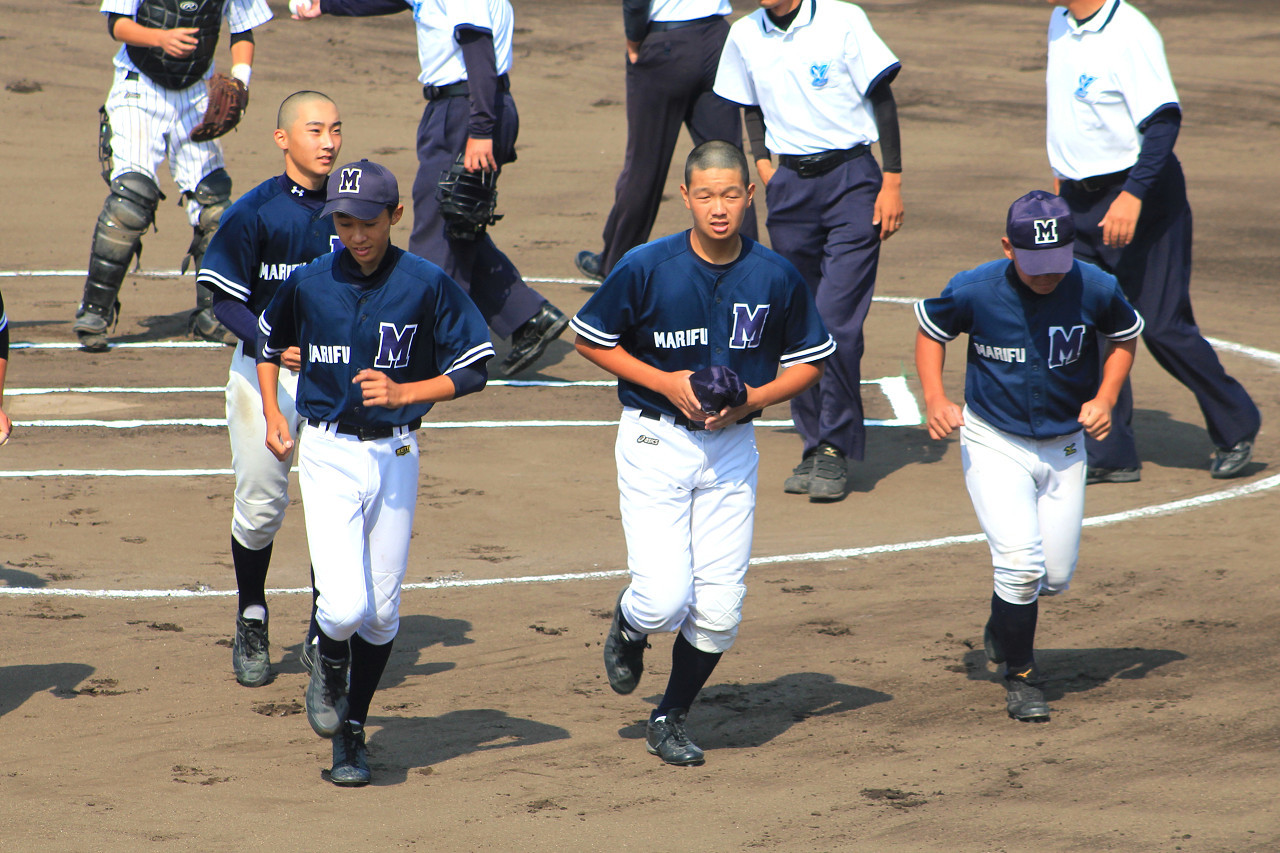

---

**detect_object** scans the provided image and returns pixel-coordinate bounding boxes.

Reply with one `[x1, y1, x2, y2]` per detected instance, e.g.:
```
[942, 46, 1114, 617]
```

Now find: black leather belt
[778, 144, 869, 178]
[648, 15, 720, 33]
[639, 408, 752, 431]
[306, 418, 421, 441]
[1063, 168, 1131, 194]
[423, 74, 509, 101]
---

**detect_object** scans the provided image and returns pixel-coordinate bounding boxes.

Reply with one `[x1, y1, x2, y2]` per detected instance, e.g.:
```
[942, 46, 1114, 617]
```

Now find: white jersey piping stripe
[445, 343, 497, 373]
[195, 268, 250, 301]
[914, 301, 956, 342]
[1105, 314, 1145, 342]
[780, 335, 836, 366]
[568, 316, 619, 347]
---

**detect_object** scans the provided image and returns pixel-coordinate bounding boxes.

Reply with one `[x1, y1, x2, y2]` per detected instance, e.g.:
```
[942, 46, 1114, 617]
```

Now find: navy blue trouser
[598, 16, 757, 278]
[410, 91, 545, 340]
[767, 154, 883, 461]
[1063, 156, 1259, 468]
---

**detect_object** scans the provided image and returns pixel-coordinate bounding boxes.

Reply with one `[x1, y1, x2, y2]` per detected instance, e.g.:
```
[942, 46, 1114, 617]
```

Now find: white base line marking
[5, 474, 1276, 599]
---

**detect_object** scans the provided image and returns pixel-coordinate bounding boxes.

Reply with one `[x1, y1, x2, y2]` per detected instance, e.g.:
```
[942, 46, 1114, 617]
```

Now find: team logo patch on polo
[809, 63, 830, 89]
[1074, 74, 1097, 100]
[1047, 325, 1086, 368]
[338, 168, 362, 194]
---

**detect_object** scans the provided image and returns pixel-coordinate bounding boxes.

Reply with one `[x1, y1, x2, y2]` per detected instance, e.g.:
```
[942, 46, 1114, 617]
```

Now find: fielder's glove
[436, 154, 503, 241]
[190, 73, 249, 143]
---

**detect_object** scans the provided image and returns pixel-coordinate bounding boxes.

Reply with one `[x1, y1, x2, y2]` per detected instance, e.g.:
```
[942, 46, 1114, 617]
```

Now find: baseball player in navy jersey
[290, 0, 568, 376]
[1044, 0, 1260, 483]
[573, 141, 833, 766]
[573, 0, 757, 284]
[257, 159, 494, 786]
[74, 0, 272, 352]
[196, 91, 343, 688]
[0, 288, 11, 447]
[714, 0, 904, 502]
[915, 191, 1142, 722]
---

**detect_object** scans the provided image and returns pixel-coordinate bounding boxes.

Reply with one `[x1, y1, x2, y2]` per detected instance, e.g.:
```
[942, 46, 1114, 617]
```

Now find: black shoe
[232, 612, 271, 687]
[500, 303, 569, 377]
[603, 588, 647, 695]
[306, 651, 350, 738]
[574, 250, 604, 282]
[808, 443, 848, 502]
[1085, 466, 1140, 485]
[982, 618, 1004, 665]
[646, 709, 705, 766]
[73, 305, 115, 352]
[1004, 666, 1050, 722]
[783, 452, 816, 495]
[1210, 439, 1253, 479]
[329, 721, 371, 787]
[299, 631, 318, 675]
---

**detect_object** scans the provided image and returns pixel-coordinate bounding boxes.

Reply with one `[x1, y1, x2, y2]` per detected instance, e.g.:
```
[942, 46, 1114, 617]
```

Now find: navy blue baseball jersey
[570, 232, 835, 415]
[198, 175, 342, 323]
[915, 259, 1143, 439]
[257, 246, 495, 428]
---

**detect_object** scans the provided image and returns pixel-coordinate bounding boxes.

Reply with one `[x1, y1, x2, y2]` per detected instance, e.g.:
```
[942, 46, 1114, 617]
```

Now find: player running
[258, 159, 494, 786]
[197, 91, 343, 688]
[572, 141, 833, 766]
[914, 190, 1142, 722]
[75, 0, 271, 352]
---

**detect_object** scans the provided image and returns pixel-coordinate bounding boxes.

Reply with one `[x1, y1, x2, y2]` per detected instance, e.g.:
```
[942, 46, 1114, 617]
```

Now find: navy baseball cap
[320, 159, 399, 220]
[1006, 190, 1076, 276]
[689, 365, 748, 414]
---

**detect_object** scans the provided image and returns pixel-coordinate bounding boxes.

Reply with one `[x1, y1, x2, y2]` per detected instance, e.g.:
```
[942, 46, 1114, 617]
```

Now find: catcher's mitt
[190, 73, 248, 143]
[436, 154, 503, 241]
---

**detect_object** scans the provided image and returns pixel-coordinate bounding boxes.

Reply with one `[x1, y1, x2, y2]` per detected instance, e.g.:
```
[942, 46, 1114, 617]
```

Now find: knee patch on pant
[84, 172, 161, 314]
[689, 582, 747, 654]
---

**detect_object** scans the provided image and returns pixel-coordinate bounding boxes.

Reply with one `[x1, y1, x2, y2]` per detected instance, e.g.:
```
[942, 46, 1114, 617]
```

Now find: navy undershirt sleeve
[869, 81, 902, 173]
[448, 364, 488, 398]
[622, 0, 649, 43]
[319, 0, 407, 17]
[744, 106, 770, 163]
[457, 27, 498, 140]
[211, 289, 261, 345]
[1121, 106, 1180, 200]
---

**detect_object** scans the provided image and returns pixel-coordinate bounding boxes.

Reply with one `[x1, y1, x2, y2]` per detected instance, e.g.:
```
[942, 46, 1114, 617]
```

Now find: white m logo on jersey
[338, 168, 362, 194]
[1047, 325, 1086, 368]
[374, 322, 418, 369]
[730, 303, 770, 349]
[1034, 219, 1059, 245]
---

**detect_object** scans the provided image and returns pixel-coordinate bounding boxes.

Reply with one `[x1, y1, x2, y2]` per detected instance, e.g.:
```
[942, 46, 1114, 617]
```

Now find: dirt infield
[1, 1, 1278, 851]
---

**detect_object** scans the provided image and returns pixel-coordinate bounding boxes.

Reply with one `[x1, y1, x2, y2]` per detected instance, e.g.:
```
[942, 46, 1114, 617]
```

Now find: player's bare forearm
[0, 358, 10, 445]
[915, 329, 964, 439]
[111, 18, 198, 57]
[703, 361, 823, 430]
[575, 336, 702, 421]
[874, 172, 904, 241]
[1079, 339, 1136, 439]
[229, 38, 255, 69]
[353, 369, 456, 409]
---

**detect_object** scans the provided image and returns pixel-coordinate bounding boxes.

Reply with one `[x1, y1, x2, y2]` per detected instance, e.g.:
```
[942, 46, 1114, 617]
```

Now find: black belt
[1063, 168, 1131, 194]
[423, 74, 509, 101]
[306, 417, 421, 441]
[639, 408, 752, 431]
[648, 15, 721, 33]
[778, 144, 869, 178]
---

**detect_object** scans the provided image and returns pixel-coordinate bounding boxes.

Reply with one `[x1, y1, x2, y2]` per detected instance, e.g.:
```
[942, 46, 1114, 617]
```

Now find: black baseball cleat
[500, 303, 570, 376]
[329, 721, 371, 787]
[1210, 439, 1253, 479]
[232, 612, 271, 687]
[1085, 466, 1140, 485]
[982, 617, 1004, 665]
[574, 250, 604, 282]
[783, 452, 816, 495]
[306, 650, 350, 738]
[1004, 667, 1051, 722]
[73, 307, 114, 353]
[603, 588, 648, 695]
[646, 709, 705, 766]
[808, 443, 848, 502]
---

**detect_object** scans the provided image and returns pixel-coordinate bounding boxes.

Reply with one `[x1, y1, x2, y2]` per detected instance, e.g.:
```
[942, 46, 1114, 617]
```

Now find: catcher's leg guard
[75, 171, 162, 351]
[189, 280, 237, 345]
[181, 167, 232, 274]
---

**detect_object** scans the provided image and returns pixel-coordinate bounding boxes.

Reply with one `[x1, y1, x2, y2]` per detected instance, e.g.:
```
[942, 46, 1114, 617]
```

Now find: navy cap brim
[319, 198, 389, 221]
[1014, 243, 1075, 276]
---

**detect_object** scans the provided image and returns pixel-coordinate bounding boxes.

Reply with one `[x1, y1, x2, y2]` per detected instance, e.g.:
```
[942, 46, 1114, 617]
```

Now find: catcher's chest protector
[126, 0, 223, 91]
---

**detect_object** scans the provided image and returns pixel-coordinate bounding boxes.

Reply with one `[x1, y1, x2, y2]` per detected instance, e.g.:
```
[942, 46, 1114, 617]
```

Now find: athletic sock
[617, 593, 646, 642]
[231, 537, 272, 615]
[347, 633, 394, 726]
[990, 593, 1038, 673]
[316, 627, 349, 662]
[307, 564, 319, 642]
[654, 632, 722, 719]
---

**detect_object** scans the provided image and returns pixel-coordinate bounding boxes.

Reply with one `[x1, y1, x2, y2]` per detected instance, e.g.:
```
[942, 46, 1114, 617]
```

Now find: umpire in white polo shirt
[1045, 0, 1259, 482]
[714, 0, 903, 502]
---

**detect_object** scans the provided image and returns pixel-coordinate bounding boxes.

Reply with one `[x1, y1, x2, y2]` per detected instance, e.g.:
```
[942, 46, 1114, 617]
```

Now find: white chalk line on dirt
[3, 473, 1277, 600]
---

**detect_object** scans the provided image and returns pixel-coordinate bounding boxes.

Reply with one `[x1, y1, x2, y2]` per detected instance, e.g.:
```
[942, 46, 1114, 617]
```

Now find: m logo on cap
[339, 168, 362, 194]
[1033, 218, 1059, 245]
